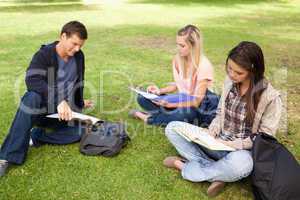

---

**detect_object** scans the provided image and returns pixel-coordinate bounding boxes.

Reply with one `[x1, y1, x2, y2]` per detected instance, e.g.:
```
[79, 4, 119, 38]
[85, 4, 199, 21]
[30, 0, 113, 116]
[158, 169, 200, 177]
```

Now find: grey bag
[79, 121, 130, 157]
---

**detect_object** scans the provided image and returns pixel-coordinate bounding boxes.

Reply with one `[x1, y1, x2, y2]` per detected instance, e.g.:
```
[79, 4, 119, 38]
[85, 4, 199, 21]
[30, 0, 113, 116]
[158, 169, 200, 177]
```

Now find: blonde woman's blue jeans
[165, 121, 253, 182]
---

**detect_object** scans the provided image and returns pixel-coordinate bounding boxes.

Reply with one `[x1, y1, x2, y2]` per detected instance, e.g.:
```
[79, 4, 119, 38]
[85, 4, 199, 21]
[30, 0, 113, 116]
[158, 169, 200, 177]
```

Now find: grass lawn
[0, 0, 299, 199]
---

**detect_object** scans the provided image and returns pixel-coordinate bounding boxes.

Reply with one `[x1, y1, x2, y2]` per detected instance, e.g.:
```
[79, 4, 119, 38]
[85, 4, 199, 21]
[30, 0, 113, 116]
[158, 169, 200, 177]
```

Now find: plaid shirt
[219, 84, 252, 141]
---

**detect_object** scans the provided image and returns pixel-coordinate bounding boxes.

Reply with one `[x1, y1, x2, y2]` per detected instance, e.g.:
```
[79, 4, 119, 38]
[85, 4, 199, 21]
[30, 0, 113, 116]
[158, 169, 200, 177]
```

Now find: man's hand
[57, 100, 72, 121]
[84, 99, 94, 109]
[147, 85, 160, 95]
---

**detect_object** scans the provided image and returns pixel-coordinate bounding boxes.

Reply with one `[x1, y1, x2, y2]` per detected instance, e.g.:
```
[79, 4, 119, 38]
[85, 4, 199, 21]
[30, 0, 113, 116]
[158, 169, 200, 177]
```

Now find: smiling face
[176, 35, 190, 57]
[227, 58, 250, 83]
[60, 33, 85, 57]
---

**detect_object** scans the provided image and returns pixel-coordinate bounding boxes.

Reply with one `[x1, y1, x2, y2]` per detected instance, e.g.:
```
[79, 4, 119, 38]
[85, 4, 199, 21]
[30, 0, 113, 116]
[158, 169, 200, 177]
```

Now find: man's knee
[22, 91, 42, 103]
[19, 91, 44, 114]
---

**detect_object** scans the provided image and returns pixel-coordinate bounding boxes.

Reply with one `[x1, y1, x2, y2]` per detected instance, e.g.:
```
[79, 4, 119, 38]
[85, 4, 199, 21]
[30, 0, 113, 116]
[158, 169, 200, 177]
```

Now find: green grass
[0, 0, 299, 199]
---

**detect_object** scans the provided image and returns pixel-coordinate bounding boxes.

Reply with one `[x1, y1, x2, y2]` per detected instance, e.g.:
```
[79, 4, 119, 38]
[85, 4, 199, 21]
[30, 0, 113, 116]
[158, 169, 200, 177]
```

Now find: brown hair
[226, 41, 267, 124]
[61, 21, 88, 40]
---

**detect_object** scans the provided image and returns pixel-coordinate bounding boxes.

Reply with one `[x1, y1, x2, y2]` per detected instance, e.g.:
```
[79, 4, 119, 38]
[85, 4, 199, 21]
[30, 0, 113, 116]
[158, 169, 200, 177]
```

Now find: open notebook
[174, 125, 236, 151]
[47, 112, 101, 124]
[130, 87, 196, 103]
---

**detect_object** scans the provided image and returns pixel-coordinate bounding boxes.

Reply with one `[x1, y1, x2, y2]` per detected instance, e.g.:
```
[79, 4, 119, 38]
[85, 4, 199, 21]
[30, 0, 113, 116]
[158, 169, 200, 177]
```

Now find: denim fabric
[137, 94, 198, 126]
[0, 91, 85, 165]
[165, 121, 253, 182]
[137, 90, 219, 127]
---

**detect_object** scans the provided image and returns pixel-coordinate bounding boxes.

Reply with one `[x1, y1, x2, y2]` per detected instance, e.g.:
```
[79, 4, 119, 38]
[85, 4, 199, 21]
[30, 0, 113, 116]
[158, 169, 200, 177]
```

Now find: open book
[130, 87, 196, 103]
[174, 125, 236, 151]
[46, 112, 101, 124]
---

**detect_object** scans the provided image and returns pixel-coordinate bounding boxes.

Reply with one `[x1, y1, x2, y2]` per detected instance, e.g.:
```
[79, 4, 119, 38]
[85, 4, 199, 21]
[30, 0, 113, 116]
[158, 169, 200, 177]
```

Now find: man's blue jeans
[0, 91, 85, 165]
[165, 121, 253, 182]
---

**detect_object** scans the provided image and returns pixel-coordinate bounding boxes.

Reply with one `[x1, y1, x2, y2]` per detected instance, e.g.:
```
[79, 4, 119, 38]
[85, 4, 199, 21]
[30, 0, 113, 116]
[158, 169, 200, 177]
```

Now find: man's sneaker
[29, 138, 34, 147]
[30, 128, 45, 148]
[29, 137, 44, 148]
[0, 160, 9, 177]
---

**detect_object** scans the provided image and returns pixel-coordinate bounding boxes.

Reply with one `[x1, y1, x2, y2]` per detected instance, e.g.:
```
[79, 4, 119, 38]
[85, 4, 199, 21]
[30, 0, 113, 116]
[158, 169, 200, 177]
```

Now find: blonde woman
[130, 25, 219, 126]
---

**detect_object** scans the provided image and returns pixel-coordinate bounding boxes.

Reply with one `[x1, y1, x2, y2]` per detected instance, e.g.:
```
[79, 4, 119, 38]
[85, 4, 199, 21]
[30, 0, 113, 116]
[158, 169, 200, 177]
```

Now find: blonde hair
[177, 25, 203, 78]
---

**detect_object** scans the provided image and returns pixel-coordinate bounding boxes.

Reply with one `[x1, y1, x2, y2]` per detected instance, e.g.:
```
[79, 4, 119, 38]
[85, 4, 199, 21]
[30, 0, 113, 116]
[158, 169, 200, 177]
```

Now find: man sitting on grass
[0, 21, 93, 177]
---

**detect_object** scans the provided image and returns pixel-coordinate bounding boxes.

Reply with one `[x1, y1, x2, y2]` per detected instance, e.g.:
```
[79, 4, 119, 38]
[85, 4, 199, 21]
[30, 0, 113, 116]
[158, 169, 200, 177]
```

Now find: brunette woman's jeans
[165, 121, 253, 182]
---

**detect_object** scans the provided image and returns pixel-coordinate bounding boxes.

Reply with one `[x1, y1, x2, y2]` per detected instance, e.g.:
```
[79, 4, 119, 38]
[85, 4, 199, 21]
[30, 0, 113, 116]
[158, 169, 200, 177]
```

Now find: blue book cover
[154, 93, 196, 103]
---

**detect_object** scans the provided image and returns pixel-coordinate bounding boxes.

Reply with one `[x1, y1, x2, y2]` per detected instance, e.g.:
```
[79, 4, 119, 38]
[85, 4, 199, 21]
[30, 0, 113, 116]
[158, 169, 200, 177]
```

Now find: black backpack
[80, 121, 130, 157]
[251, 132, 300, 200]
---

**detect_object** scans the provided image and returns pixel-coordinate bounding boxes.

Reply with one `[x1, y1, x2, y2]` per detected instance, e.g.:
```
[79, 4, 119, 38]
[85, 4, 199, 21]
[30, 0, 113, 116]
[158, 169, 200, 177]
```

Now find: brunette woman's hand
[208, 126, 219, 138]
[215, 138, 238, 150]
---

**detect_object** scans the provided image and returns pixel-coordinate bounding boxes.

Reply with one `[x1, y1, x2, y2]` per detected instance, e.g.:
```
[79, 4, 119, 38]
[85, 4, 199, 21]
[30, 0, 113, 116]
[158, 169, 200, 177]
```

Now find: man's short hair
[61, 21, 88, 40]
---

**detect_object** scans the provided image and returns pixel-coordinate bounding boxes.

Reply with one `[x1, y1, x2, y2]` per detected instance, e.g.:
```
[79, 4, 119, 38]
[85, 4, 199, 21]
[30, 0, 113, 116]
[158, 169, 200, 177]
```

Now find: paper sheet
[129, 87, 159, 99]
[47, 112, 100, 124]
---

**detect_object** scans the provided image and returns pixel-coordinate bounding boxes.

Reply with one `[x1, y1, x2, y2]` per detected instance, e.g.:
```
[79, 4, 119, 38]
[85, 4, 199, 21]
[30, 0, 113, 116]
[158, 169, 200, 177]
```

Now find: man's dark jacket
[25, 41, 85, 113]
